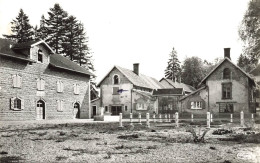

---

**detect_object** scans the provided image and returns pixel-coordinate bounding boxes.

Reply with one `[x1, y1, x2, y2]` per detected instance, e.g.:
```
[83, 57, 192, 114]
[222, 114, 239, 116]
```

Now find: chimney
[133, 63, 139, 75]
[224, 48, 231, 60]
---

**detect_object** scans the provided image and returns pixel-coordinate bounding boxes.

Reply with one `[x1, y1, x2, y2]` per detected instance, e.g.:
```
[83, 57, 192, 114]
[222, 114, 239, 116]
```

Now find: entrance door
[36, 100, 45, 120]
[74, 102, 80, 119]
[111, 106, 122, 115]
[92, 106, 97, 118]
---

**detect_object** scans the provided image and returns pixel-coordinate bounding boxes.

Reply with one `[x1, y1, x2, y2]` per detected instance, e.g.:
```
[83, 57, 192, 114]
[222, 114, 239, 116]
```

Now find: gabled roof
[11, 40, 55, 54]
[152, 88, 184, 96]
[199, 58, 255, 86]
[97, 65, 163, 89]
[250, 64, 260, 76]
[159, 78, 195, 93]
[179, 86, 206, 101]
[49, 54, 95, 76]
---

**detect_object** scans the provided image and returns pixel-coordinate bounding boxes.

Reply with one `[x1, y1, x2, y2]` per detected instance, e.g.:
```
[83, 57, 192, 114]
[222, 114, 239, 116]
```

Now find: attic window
[113, 75, 119, 85]
[223, 68, 231, 80]
[38, 50, 43, 63]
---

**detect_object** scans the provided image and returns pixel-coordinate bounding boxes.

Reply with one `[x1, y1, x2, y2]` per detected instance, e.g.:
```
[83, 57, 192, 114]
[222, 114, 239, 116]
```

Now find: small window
[57, 81, 64, 93]
[219, 103, 233, 113]
[37, 78, 45, 91]
[105, 106, 108, 112]
[223, 68, 231, 80]
[74, 84, 80, 95]
[38, 50, 43, 63]
[125, 106, 127, 111]
[12, 74, 22, 88]
[113, 75, 119, 85]
[57, 100, 64, 112]
[136, 103, 146, 110]
[113, 87, 119, 95]
[14, 98, 21, 109]
[10, 97, 24, 110]
[222, 83, 232, 99]
[191, 101, 202, 109]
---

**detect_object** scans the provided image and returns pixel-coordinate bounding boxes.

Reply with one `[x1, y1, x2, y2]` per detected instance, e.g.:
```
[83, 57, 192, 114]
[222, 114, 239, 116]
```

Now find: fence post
[207, 112, 210, 128]
[119, 113, 123, 127]
[153, 113, 156, 123]
[165, 114, 167, 122]
[252, 113, 254, 122]
[130, 113, 133, 126]
[159, 114, 162, 122]
[210, 113, 213, 123]
[240, 111, 244, 127]
[146, 113, 150, 128]
[191, 114, 193, 122]
[138, 113, 142, 125]
[230, 114, 233, 123]
[168, 114, 171, 122]
[175, 112, 179, 128]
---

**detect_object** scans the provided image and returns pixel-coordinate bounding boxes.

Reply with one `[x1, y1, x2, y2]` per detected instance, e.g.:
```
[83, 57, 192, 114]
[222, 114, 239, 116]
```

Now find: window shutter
[77, 84, 80, 94]
[12, 75, 16, 87]
[57, 81, 60, 92]
[41, 79, 45, 90]
[73, 84, 76, 94]
[133, 103, 137, 110]
[36, 79, 40, 90]
[202, 100, 206, 109]
[21, 99, 24, 110]
[60, 81, 64, 92]
[10, 97, 15, 110]
[57, 100, 60, 111]
[61, 100, 64, 111]
[17, 75, 21, 88]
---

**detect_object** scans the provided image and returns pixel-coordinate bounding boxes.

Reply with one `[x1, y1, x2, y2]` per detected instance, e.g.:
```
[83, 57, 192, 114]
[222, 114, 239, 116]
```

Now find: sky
[0, 0, 250, 83]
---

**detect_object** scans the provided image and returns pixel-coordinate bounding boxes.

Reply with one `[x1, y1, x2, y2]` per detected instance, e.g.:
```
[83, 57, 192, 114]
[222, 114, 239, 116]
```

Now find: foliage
[181, 57, 206, 88]
[35, 15, 48, 41]
[238, 0, 260, 72]
[3, 9, 34, 43]
[164, 47, 181, 82]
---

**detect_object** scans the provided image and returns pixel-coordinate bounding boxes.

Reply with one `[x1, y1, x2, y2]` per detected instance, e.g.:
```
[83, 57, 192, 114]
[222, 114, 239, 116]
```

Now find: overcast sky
[0, 0, 250, 83]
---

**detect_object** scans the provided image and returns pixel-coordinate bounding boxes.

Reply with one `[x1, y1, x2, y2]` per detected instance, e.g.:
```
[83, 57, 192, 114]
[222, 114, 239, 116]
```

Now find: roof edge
[179, 86, 206, 101]
[0, 52, 36, 63]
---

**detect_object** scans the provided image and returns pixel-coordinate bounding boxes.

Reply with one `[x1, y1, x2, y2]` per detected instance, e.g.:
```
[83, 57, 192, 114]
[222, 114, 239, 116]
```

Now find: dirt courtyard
[0, 121, 259, 163]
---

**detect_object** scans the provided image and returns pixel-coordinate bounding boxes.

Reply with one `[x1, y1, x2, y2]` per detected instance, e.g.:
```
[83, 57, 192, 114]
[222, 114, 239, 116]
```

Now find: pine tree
[239, 0, 260, 71]
[45, 3, 68, 54]
[3, 9, 34, 43]
[35, 15, 48, 41]
[164, 47, 181, 82]
[237, 53, 254, 72]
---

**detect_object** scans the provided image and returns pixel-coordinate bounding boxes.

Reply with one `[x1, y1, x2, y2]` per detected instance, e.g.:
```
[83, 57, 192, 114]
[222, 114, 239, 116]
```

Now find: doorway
[111, 106, 122, 115]
[74, 102, 80, 119]
[36, 100, 45, 120]
[92, 106, 97, 118]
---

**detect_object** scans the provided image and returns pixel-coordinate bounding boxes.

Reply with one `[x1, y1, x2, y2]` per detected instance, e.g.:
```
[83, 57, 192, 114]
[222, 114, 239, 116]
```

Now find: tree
[3, 9, 34, 43]
[164, 47, 181, 82]
[239, 0, 260, 71]
[45, 3, 68, 54]
[181, 57, 205, 88]
[35, 15, 48, 41]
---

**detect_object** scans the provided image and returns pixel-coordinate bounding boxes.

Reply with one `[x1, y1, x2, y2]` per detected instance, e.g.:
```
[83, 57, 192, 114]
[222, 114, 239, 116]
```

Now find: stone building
[159, 78, 195, 94]
[97, 64, 163, 117]
[0, 39, 94, 120]
[179, 48, 256, 116]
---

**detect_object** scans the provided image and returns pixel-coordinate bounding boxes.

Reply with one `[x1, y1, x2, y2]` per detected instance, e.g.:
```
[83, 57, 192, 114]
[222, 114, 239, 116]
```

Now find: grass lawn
[0, 122, 259, 162]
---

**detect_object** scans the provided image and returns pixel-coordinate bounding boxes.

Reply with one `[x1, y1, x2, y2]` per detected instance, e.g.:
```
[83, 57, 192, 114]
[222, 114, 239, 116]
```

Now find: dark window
[111, 106, 122, 115]
[223, 68, 231, 79]
[222, 83, 232, 99]
[105, 106, 108, 112]
[14, 98, 21, 109]
[219, 103, 234, 113]
[125, 106, 127, 111]
[113, 87, 119, 95]
[38, 50, 43, 63]
[113, 75, 119, 84]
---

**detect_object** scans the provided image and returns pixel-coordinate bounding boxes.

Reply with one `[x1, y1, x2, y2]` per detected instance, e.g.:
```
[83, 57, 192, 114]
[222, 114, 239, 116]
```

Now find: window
[125, 106, 127, 111]
[105, 106, 108, 112]
[136, 103, 146, 110]
[38, 50, 43, 63]
[222, 83, 232, 99]
[57, 80, 64, 93]
[12, 74, 22, 88]
[191, 101, 202, 109]
[57, 100, 64, 112]
[113, 87, 119, 95]
[37, 78, 45, 91]
[223, 68, 231, 80]
[113, 75, 119, 84]
[219, 103, 234, 113]
[74, 84, 80, 95]
[10, 97, 24, 110]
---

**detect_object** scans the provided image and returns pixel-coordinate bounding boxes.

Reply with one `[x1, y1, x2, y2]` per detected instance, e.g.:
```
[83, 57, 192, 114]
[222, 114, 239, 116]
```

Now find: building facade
[250, 64, 260, 113]
[180, 48, 256, 116]
[0, 39, 94, 120]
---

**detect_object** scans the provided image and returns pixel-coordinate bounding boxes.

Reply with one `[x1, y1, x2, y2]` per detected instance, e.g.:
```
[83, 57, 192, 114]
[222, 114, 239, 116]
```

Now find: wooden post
[164, 114, 167, 122]
[130, 113, 133, 126]
[207, 112, 210, 128]
[119, 113, 123, 127]
[210, 113, 213, 123]
[153, 113, 156, 123]
[240, 111, 244, 127]
[168, 114, 171, 122]
[146, 113, 150, 128]
[175, 112, 179, 128]
[230, 114, 233, 123]
[191, 114, 194, 122]
[159, 114, 162, 122]
[138, 113, 142, 125]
